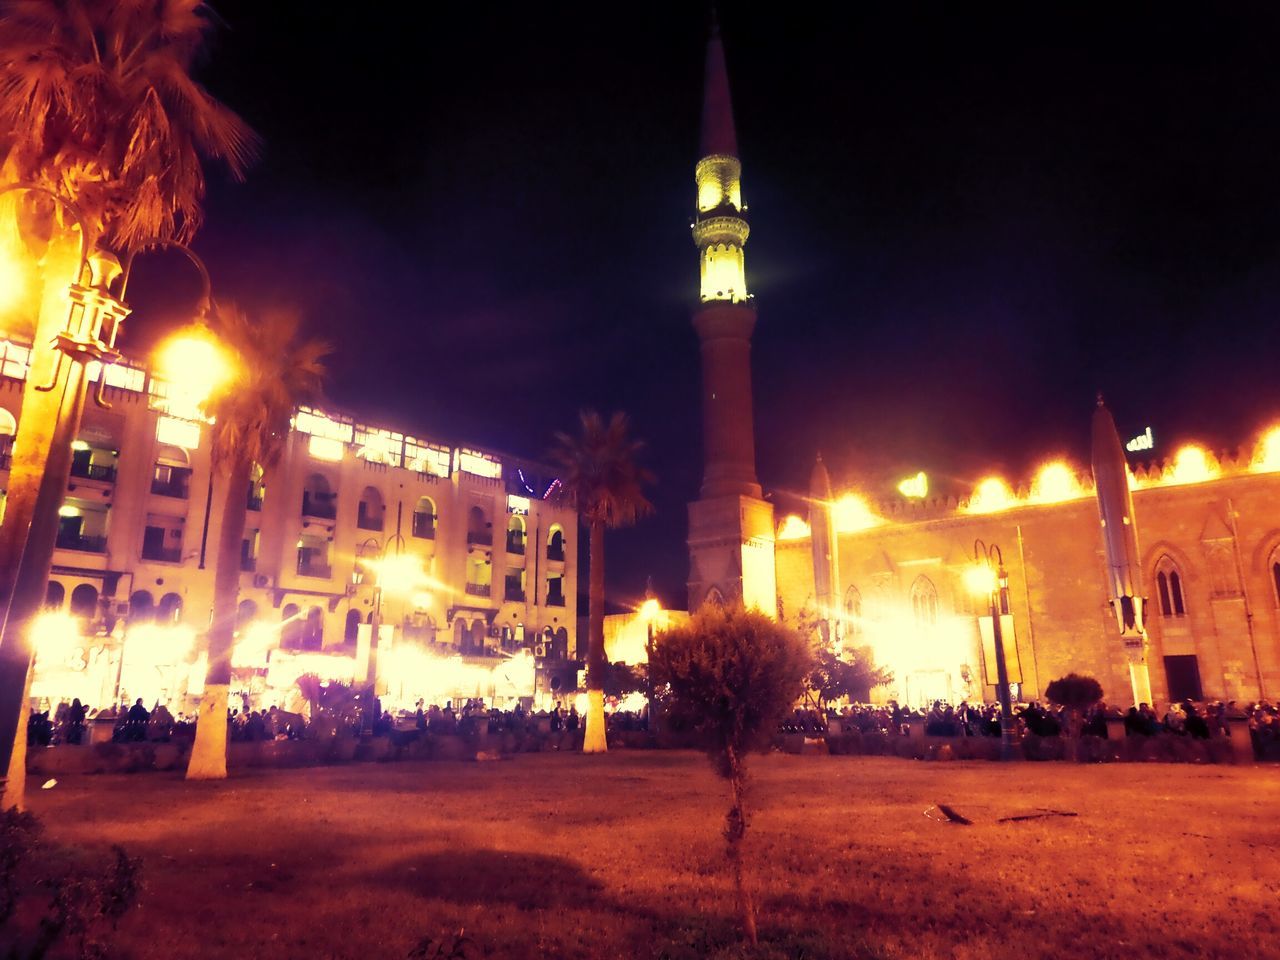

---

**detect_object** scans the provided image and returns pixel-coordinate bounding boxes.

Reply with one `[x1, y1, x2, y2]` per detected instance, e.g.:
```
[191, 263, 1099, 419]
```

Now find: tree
[807, 645, 893, 716]
[649, 603, 813, 946]
[0, 0, 255, 809]
[1045, 673, 1103, 714]
[548, 411, 652, 753]
[186, 305, 326, 780]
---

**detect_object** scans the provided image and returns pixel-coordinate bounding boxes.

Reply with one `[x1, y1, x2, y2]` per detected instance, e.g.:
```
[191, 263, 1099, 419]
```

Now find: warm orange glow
[371, 553, 426, 597]
[966, 477, 1015, 514]
[1169, 445, 1217, 485]
[1029, 461, 1084, 504]
[833, 494, 879, 533]
[30, 612, 81, 662]
[963, 564, 997, 597]
[897, 471, 928, 499]
[1251, 427, 1280, 473]
[0, 240, 25, 312]
[777, 514, 811, 540]
[639, 598, 661, 621]
[154, 328, 233, 411]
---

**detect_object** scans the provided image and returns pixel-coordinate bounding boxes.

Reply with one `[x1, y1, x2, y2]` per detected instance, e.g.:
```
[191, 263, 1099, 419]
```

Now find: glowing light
[125, 624, 196, 666]
[410, 591, 434, 611]
[154, 329, 233, 412]
[963, 564, 997, 598]
[897, 471, 928, 499]
[833, 494, 879, 533]
[777, 515, 811, 540]
[1169, 445, 1217, 485]
[372, 553, 426, 597]
[700, 242, 747, 303]
[1029, 462, 1084, 504]
[57, 505, 80, 518]
[639, 598, 661, 621]
[71, 440, 90, 452]
[308, 435, 345, 462]
[1126, 427, 1155, 453]
[966, 477, 1015, 514]
[232, 620, 278, 669]
[1251, 427, 1280, 473]
[156, 415, 201, 450]
[0, 241, 25, 311]
[30, 612, 81, 662]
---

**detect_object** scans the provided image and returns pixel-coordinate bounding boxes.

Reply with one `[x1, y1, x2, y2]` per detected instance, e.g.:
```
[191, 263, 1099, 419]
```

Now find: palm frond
[548, 409, 654, 530]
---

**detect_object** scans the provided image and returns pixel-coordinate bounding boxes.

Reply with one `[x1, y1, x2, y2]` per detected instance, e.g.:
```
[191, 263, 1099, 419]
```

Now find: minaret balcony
[692, 214, 749, 248]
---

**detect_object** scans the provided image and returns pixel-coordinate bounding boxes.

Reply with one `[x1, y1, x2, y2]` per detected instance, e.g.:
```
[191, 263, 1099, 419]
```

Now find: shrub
[651, 603, 812, 947]
[1045, 673, 1103, 712]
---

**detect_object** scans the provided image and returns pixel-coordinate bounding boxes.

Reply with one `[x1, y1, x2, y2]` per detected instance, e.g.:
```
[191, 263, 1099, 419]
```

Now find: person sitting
[126, 698, 150, 742]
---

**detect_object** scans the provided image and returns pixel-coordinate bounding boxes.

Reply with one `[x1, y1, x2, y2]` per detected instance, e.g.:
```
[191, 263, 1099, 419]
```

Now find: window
[546, 574, 565, 607]
[704, 587, 725, 608]
[910, 576, 938, 629]
[357, 486, 385, 531]
[297, 536, 331, 579]
[301, 473, 336, 519]
[157, 592, 183, 624]
[412, 496, 436, 539]
[129, 590, 155, 623]
[241, 531, 259, 572]
[1155, 557, 1187, 618]
[506, 515, 526, 555]
[303, 607, 324, 651]
[142, 517, 184, 563]
[151, 445, 191, 499]
[547, 525, 565, 561]
[237, 599, 258, 630]
[467, 505, 492, 546]
[45, 581, 65, 610]
[344, 609, 362, 643]
[505, 568, 526, 602]
[1271, 555, 1280, 606]
[843, 585, 862, 638]
[1163, 655, 1203, 702]
[281, 603, 302, 649]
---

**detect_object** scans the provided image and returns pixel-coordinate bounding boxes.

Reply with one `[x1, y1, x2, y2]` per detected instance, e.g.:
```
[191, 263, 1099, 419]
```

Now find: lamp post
[968, 538, 1018, 761]
[0, 184, 130, 806]
[354, 513, 418, 732]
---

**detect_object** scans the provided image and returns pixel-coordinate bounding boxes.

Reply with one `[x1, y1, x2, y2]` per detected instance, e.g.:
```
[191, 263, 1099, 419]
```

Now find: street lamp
[966, 538, 1019, 761]
[353, 524, 421, 730]
[640, 584, 661, 732]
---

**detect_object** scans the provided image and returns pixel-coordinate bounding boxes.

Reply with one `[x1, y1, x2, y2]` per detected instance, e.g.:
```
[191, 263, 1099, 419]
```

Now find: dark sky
[125, 3, 1280, 609]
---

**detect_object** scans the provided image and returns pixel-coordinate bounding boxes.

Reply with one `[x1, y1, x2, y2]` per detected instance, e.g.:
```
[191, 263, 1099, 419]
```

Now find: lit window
[910, 576, 938, 628]
[1155, 558, 1187, 618]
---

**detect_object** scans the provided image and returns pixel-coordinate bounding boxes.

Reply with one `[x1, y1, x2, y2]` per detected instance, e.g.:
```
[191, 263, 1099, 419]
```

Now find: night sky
[123, 3, 1280, 609]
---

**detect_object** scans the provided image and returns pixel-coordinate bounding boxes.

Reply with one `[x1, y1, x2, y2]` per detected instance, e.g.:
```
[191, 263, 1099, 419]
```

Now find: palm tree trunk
[582, 519, 607, 753]
[724, 746, 758, 946]
[0, 235, 83, 811]
[187, 456, 250, 780]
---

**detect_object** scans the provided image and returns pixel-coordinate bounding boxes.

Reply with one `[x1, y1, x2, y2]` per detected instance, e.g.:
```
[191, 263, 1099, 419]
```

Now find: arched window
[704, 586, 725, 608]
[1273, 558, 1280, 607]
[547, 525, 565, 561]
[44, 581, 65, 610]
[302, 473, 336, 519]
[506, 515, 526, 554]
[413, 496, 436, 539]
[246, 464, 265, 511]
[554, 626, 569, 660]
[151, 444, 192, 499]
[281, 603, 302, 648]
[469, 620, 487, 655]
[157, 592, 183, 624]
[357, 486, 385, 532]
[453, 617, 469, 650]
[237, 599, 258, 630]
[1155, 556, 1187, 618]
[467, 505, 491, 546]
[129, 590, 155, 623]
[304, 606, 324, 650]
[70, 583, 99, 619]
[910, 576, 938, 629]
[344, 609, 362, 643]
[0, 407, 16, 460]
[843, 585, 862, 638]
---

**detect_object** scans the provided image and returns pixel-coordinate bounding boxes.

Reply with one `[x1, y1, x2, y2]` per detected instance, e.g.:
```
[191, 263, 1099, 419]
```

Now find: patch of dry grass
[22, 753, 1280, 959]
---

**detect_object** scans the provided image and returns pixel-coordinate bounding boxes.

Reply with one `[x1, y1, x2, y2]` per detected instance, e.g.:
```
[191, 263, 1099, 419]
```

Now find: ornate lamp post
[354, 525, 421, 731]
[966, 538, 1018, 761]
[640, 589, 661, 732]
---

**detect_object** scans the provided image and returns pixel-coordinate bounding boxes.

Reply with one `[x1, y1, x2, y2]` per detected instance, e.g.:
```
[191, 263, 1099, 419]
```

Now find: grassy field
[17, 752, 1280, 960]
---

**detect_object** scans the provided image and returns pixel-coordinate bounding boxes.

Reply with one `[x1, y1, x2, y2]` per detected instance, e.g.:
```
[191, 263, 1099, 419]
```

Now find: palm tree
[186, 304, 327, 780]
[0, 0, 255, 807]
[549, 411, 653, 753]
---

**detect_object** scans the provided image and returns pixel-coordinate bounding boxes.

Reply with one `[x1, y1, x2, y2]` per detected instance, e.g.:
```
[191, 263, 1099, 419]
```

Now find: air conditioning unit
[252, 574, 273, 589]
[534, 643, 547, 658]
[489, 625, 502, 639]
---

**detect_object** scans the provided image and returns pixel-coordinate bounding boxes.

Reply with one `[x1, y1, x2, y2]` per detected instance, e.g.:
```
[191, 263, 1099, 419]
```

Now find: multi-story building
[0, 335, 579, 711]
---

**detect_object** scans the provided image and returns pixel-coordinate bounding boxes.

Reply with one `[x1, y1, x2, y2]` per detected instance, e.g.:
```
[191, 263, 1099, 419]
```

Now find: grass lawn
[18, 752, 1280, 960]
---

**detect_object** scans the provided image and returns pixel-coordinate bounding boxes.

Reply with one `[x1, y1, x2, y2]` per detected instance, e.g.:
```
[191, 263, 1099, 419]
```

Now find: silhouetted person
[127, 698, 149, 741]
[67, 698, 87, 745]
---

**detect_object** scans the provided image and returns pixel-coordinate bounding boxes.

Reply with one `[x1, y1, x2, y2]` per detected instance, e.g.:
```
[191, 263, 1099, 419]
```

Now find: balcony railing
[301, 496, 337, 520]
[141, 546, 182, 563]
[297, 561, 332, 579]
[71, 462, 116, 483]
[247, 492, 263, 511]
[546, 593, 565, 608]
[467, 531, 492, 547]
[240, 556, 257, 573]
[150, 478, 190, 499]
[56, 533, 107, 554]
[356, 514, 384, 532]
[547, 545, 565, 562]
[506, 534, 525, 555]
[465, 582, 491, 598]
[412, 514, 436, 539]
[504, 583, 525, 602]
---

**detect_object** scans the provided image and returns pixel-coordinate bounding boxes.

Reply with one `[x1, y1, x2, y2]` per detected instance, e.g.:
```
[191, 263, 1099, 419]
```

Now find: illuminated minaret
[809, 455, 841, 645]
[1090, 397, 1154, 706]
[686, 20, 777, 613]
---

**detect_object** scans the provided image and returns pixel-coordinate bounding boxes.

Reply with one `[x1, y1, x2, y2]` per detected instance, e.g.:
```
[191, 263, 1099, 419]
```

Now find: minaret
[686, 19, 777, 614]
[1090, 397, 1154, 706]
[809, 455, 841, 645]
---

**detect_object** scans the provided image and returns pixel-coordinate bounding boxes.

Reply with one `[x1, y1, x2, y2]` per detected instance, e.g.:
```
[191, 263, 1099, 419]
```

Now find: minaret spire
[700, 14, 738, 159]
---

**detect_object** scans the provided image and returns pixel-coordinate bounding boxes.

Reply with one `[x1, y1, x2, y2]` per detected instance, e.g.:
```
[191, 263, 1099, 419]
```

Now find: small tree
[650, 603, 813, 946]
[807, 646, 893, 716]
[1045, 673, 1103, 715]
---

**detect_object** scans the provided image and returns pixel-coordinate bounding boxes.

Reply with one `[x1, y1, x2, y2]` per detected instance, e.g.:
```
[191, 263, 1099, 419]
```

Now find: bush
[1045, 673, 1103, 712]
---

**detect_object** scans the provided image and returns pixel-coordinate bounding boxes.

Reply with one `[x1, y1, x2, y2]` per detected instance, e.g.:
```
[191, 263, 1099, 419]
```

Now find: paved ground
[17, 752, 1280, 959]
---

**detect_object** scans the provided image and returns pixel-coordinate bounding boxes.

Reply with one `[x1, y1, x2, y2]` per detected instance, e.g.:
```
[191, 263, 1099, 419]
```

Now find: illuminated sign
[506, 495, 530, 516]
[897, 471, 928, 499]
[1125, 427, 1154, 453]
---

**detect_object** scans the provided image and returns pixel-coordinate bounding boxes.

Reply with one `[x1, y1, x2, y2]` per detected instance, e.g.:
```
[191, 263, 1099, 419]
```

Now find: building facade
[0, 336, 579, 712]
